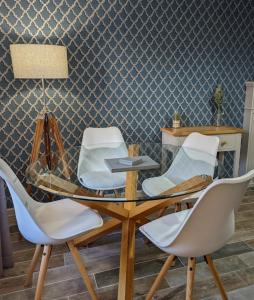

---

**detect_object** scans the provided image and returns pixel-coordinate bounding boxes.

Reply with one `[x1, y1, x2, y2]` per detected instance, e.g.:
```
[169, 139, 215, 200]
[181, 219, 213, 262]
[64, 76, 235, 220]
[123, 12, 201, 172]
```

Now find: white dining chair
[142, 132, 219, 212]
[140, 170, 254, 300]
[142, 132, 219, 197]
[0, 158, 103, 300]
[77, 127, 128, 196]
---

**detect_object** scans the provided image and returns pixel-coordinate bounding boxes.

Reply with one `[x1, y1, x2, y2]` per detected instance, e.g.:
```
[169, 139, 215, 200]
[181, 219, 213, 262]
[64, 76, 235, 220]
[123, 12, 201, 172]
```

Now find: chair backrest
[182, 132, 219, 157]
[78, 127, 127, 177]
[165, 133, 219, 184]
[81, 127, 125, 148]
[167, 170, 254, 257]
[0, 158, 50, 244]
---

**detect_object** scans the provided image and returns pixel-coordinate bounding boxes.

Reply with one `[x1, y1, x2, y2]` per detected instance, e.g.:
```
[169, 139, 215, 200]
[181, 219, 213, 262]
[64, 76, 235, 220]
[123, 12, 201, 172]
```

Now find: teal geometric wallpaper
[0, 0, 254, 201]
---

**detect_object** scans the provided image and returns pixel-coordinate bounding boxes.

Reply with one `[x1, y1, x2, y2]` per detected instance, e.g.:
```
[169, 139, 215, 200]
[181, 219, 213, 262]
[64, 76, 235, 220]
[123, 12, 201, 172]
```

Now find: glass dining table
[26, 142, 222, 300]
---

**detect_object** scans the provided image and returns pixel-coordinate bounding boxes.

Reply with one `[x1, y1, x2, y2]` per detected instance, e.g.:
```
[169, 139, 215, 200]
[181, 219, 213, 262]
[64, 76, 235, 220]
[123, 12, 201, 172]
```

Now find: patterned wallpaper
[1, 0, 254, 202]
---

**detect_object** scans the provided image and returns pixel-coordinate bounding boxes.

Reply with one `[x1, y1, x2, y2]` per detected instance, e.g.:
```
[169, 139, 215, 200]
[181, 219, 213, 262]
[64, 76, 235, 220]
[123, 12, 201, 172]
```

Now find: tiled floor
[2, 188, 254, 299]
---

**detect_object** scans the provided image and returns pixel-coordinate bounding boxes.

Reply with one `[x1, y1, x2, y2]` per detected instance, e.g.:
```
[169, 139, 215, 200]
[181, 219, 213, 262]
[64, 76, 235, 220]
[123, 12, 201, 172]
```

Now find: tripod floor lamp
[10, 44, 70, 195]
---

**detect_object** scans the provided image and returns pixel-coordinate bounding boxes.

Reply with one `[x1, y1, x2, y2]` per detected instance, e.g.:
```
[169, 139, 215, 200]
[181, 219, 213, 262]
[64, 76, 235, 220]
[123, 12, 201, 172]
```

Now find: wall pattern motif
[0, 0, 254, 203]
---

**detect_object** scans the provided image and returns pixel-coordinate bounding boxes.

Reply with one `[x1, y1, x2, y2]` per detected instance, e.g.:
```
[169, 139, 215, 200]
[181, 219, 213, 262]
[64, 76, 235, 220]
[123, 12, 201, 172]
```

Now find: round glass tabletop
[26, 143, 223, 202]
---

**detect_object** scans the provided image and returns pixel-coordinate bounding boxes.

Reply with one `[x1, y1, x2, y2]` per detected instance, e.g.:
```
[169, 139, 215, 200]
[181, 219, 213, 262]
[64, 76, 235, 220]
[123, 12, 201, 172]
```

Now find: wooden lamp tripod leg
[49, 114, 70, 178]
[27, 117, 44, 195]
[27, 113, 69, 198]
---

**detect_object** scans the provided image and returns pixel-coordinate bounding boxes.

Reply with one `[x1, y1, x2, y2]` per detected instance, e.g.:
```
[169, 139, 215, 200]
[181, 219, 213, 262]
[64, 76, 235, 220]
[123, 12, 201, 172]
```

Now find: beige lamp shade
[10, 44, 68, 79]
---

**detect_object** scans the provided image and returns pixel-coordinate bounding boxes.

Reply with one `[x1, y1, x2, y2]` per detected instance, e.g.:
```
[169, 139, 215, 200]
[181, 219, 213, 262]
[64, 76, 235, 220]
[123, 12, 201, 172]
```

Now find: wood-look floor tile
[0, 274, 26, 295]
[1, 276, 94, 300]
[236, 219, 254, 231]
[244, 239, 254, 250]
[223, 284, 254, 300]
[144, 270, 246, 300]
[3, 254, 64, 278]
[212, 242, 252, 259]
[242, 195, 254, 203]
[70, 274, 169, 300]
[238, 203, 254, 212]
[87, 231, 122, 247]
[235, 210, 254, 222]
[238, 251, 254, 268]
[13, 244, 67, 264]
[32, 264, 81, 286]
[229, 229, 254, 244]
[64, 239, 144, 265]
[236, 266, 254, 285]
[95, 257, 182, 288]
[69, 285, 118, 300]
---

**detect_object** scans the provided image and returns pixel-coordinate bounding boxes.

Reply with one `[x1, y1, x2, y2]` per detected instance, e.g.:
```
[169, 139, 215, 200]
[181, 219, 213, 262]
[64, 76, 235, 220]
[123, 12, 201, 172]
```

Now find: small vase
[172, 120, 181, 128]
[215, 108, 223, 127]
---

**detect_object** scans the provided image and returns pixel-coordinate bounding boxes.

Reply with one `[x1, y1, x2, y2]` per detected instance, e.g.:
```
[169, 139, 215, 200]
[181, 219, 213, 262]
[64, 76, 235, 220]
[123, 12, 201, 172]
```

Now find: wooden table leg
[118, 218, 136, 300]
[117, 144, 139, 300]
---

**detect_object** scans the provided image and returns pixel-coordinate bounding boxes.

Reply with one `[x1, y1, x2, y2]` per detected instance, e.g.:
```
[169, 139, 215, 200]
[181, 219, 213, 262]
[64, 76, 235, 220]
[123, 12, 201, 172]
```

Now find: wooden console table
[161, 126, 244, 177]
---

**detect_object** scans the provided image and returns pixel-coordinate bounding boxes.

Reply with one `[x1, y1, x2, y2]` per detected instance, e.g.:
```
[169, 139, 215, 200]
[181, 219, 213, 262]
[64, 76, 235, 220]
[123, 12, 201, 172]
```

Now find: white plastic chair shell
[77, 127, 128, 191]
[142, 132, 219, 197]
[0, 158, 103, 245]
[140, 170, 254, 257]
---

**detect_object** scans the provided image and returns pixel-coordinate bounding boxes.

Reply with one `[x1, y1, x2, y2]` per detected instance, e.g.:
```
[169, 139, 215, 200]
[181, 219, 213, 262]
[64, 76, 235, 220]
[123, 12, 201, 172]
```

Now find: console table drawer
[217, 134, 241, 151]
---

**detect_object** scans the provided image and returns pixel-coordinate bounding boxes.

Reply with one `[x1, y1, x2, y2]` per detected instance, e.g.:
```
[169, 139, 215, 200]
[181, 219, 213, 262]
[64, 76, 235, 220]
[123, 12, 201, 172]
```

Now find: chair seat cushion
[142, 176, 176, 197]
[140, 209, 192, 248]
[34, 198, 103, 242]
[79, 171, 126, 190]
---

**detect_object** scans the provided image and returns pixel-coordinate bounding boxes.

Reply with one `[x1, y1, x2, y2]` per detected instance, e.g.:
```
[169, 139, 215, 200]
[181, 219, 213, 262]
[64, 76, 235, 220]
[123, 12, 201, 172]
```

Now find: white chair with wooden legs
[77, 127, 128, 197]
[140, 170, 254, 300]
[0, 158, 103, 300]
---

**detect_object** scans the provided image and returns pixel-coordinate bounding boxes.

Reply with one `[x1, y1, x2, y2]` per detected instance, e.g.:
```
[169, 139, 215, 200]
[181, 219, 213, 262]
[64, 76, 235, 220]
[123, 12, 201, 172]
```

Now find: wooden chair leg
[205, 255, 228, 300]
[186, 202, 193, 209]
[67, 241, 98, 300]
[114, 189, 120, 197]
[145, 255, 175, 300]
[24, 244, 42, 287]
[158, 207, 167, 218]
[35, 245, 52, 300]
[175, 202, 182, 212]
[186, 257, 196, 300]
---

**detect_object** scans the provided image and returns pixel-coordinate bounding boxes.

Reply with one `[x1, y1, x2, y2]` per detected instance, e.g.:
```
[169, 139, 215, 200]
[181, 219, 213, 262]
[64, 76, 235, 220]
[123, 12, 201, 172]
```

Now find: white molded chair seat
[78, 127, 127, 191]
[79, 171, 126, 190]
[34, 199, 103, 242]
[140, 209, 191, 248]
[142, 175, 175, 197]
